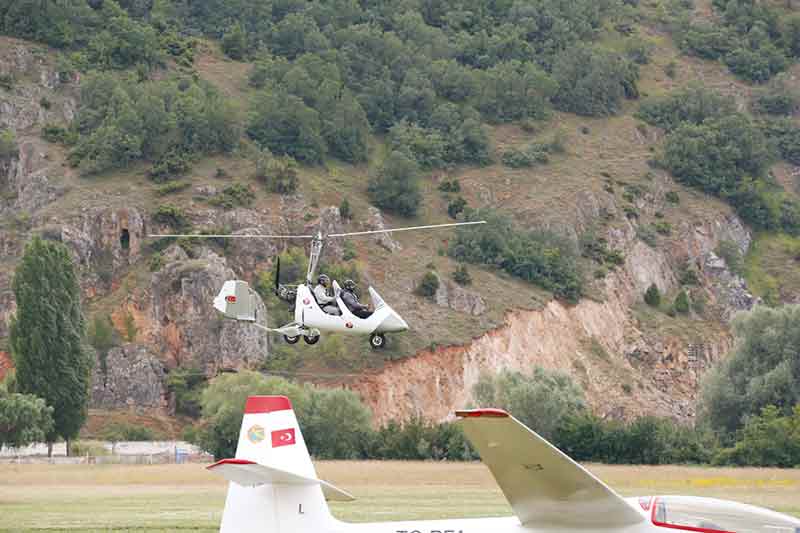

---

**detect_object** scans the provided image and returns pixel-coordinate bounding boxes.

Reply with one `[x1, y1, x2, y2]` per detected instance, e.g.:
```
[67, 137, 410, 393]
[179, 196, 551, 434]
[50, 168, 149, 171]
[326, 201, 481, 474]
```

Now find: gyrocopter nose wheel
[370, 333, 386, 350]
[284, 335, 300, 344]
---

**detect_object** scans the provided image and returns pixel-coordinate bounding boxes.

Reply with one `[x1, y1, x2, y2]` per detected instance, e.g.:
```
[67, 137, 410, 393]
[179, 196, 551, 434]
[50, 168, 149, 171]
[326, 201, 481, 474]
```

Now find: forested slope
[1, 0, 799, 426]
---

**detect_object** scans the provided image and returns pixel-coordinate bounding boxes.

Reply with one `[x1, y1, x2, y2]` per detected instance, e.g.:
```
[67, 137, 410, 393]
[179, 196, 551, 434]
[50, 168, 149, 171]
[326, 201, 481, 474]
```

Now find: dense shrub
[644, 284, 661, 307]
[474, 367, 587, 441]
[662, 115, 771, 196]
[637, 87, 736, 132]
[69, 74, 239, 176]
[712, 405, 800, 467]
[247, 90, 325, 164]
[553, 47, 639, 117]
[700, 305, 800, 436]
[501, 143, 550, 168]
[753, 74, 800, 115]
[0, 129, 17, 159]
[451, 264, 472, 286]
[152, 204, 188, 229]
[417, 271, 440, 298]
[673, 290, 690, 314]
[447, 197, 467, 220]
[450, 210, 583, 303]
[255, 153, 299, 194]
[209, 183, 255, 209]
[367, 151, 422, 217]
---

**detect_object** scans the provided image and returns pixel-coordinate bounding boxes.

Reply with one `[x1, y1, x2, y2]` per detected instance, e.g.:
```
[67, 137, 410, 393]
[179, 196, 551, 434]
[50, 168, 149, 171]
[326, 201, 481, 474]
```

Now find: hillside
[1, 0, 799, 429]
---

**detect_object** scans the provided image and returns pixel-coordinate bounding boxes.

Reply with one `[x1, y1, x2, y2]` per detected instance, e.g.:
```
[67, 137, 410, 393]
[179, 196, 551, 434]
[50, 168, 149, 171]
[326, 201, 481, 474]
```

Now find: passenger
[313, 274, 341, 315]
[341, 279, 372, 319]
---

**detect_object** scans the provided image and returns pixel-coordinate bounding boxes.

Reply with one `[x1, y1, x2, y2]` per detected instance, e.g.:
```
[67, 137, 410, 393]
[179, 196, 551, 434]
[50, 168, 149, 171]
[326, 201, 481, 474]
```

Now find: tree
[194, 371, 373, 460]
[552, 47, 639, 117]
[673, 290, 690, 314]
[713, 405, 800, 467]
[0, 128, 17, 160]
[9, 237, 93, 455]
[367, 150, 422, 217]
[0, 388, 54, 451]
[417, 271, 440, 298]
[247, 90, 326, 163]
[473, 367, 587, 441]
[700, 305, 800, 436]
[222, 23, 248, 60]
[644, 284, 661, 307]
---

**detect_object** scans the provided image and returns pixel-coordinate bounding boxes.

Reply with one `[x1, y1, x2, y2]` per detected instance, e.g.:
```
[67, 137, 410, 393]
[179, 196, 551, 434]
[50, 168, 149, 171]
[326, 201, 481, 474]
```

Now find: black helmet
[343, 279, 356, 291]
[318, 274, 330, 285]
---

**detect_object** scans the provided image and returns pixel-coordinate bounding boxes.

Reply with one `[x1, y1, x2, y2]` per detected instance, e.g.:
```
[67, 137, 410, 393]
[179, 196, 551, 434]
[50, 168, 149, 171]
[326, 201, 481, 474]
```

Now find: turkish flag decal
[271, 428, 296, 448]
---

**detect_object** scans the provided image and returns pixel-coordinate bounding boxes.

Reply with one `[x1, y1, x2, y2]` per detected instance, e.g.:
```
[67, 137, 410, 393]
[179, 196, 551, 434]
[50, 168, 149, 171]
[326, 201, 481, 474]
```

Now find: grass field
[0, 462, 798, 532]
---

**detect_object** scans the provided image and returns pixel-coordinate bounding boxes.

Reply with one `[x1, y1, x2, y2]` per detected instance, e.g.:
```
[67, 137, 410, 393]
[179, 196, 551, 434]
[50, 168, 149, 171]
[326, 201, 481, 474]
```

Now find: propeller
[148, 221, 486, 240]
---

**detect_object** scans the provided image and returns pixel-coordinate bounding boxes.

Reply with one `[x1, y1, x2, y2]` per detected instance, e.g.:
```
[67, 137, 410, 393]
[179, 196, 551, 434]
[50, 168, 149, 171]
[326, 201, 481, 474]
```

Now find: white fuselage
[294, 284, 408, 335]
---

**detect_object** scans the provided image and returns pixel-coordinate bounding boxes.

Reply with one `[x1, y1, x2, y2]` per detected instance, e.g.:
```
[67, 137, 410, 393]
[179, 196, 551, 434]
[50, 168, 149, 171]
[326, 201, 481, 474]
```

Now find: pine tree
[644, 283, 661, 307]
[9, 237, 93, 456]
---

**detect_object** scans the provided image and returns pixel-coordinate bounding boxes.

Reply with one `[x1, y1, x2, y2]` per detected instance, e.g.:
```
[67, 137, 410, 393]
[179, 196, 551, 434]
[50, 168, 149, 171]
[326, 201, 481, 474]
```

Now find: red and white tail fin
[208, 396, 349, 533]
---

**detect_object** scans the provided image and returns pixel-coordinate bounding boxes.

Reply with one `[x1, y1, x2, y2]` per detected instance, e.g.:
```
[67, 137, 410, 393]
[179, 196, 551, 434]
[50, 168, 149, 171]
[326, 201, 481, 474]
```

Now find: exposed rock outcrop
[148, 247, 268, 372]
[91, 344, 167, 410]
[433, 273, 486, 316]
[365, 207, 401, 252]
[350, 209, 750, 426]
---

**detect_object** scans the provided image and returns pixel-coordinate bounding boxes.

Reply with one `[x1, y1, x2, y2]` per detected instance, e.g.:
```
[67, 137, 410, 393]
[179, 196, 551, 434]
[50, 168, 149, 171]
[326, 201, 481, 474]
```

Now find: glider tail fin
[212, 396, 336, 533]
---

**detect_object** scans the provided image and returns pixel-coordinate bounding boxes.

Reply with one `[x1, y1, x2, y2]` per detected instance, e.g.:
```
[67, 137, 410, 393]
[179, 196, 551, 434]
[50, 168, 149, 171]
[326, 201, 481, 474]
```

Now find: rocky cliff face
[350, 209, 751, 426]
[91, 344, 167, 410]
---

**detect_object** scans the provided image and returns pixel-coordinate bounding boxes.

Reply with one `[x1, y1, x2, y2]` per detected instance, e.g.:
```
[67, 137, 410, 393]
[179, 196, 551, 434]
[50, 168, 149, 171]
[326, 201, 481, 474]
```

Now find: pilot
[341, 279, 372, 319]
[314, 274, 340, 315]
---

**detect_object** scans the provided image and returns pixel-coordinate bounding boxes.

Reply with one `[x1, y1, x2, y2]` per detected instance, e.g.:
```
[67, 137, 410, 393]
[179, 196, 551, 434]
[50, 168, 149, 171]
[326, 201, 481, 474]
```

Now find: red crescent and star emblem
[225, 295, 237, 303]
[345, 322, 353, 329]
[271, 428, 296, 448]
[303, 298, 310, 305]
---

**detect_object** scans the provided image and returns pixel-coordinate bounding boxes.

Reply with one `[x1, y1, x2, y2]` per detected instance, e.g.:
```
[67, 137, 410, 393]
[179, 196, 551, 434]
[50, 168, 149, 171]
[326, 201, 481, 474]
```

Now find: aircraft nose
[378, 312, 409, 333]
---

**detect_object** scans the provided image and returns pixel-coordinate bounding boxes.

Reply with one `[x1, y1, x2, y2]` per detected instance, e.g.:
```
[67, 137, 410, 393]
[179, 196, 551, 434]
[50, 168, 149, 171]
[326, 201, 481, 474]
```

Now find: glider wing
[457, 409, 645, 528]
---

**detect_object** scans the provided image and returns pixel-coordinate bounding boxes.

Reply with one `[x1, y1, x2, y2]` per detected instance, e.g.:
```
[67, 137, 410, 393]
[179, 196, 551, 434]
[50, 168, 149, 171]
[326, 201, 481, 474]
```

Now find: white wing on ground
[457, 409, 646, 529]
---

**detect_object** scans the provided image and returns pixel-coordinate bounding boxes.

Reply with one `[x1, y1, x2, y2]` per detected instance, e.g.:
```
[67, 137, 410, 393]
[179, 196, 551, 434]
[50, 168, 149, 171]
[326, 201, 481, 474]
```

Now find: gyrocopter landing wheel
[303, 334, 320, 345]
[370, 333, 386, 350]
[284, 335, 300, 345]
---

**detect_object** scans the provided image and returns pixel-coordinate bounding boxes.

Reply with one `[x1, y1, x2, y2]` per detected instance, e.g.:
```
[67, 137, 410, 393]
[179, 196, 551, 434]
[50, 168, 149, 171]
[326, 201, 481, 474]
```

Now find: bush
[625, 37, 655, 65]
[724, 44, 789, 84]
[644, 284, 661, 307]
[209, 183, 255, 209]
[450, 210, 583, 303]
[712, 405, 800, 467]
[367, 151, 422, 217]
[474, 367, 587, 441]
[255, 154, 299, 195]
[553, 46, 639, 117]
[451, 264, 472, 286]
[637, 86, 736, 132]
[0, 129, 17, 159]
[221, 23, 248, 60]
[673, 290, 690, 314]
[417, 271, 440, 298]
[339, 198, 352, 220]
[447, 197, 467, 220]
[153, 204, 188, 229]
[149, 150, 192, 183]
[716, 240, 744, 276]
[501, 143, 550, 168]
[438, 179, 461, 193]
[166, 368, 207, 419]
[247, 90, 325, 164]
[41, 123, 77, 145]
[753, 74, 800, 115]
[156, 181, 190, 196]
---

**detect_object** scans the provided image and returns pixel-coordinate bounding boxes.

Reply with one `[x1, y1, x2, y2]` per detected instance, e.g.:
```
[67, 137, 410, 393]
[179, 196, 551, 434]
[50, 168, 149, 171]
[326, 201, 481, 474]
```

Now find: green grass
[745, 233, 800, 305]
[0, 462, 798, 532]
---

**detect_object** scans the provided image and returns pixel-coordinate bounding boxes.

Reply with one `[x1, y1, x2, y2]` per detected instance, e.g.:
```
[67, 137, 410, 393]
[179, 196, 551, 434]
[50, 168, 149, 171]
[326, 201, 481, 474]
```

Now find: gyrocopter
[151, 220, 484, 349]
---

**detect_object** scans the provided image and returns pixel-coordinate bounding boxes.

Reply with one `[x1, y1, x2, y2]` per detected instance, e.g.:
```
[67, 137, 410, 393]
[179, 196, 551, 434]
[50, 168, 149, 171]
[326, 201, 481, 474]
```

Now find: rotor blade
[147, 234, 315, 239]
[327, 220, 486, 238]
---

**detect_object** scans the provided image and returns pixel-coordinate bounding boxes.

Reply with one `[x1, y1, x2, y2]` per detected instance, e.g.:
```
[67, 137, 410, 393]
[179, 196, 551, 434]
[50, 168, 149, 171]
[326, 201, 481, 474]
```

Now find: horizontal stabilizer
[207, 459, 355, 502]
